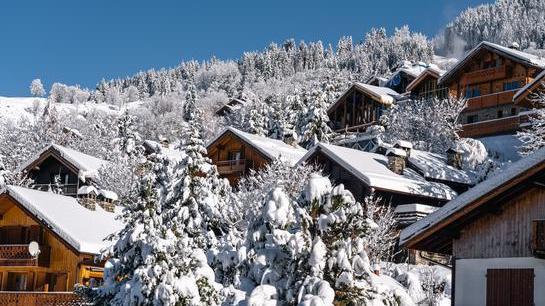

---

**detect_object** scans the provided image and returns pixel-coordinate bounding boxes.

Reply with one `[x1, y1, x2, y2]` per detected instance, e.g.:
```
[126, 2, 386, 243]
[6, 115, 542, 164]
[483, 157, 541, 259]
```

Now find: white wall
[455, 257, 545, 306]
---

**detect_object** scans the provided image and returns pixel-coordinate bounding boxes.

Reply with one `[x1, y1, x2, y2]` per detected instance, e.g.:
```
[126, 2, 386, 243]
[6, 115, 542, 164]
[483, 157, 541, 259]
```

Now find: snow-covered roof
[353, 83, 405, 105]
[77, 185, 98, 196]
[439, 41, 545, 85]
[400, 146, 545, 246]
[386, 147, 407, 157]
[394, 140, 414, 150]
[98, 189, 119, 201]
[18, 144, 109, 181]
[514, 69, 545, 103]
[394, 204, 438, 215]
[408, 149, 475, 185]
[405, 66, 446, 92]
[208, 127, 307, 166]
[5, 186, 123, 254]
[298, 143, 456, 200]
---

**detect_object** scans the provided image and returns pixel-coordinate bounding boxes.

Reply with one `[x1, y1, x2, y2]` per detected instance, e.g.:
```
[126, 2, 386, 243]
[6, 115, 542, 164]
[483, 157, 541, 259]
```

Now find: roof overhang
[401, 154, 545, 254]
[327, 83, 396, 114]
[439, 41, 545, 86]
[20, 147, 91, 182]
[406, 68, 442, 92]
[514, 70, 545, 107]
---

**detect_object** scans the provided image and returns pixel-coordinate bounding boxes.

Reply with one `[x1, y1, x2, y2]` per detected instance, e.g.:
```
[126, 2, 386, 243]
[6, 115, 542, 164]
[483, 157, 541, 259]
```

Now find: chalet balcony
[464, 89, 517, 112]
[216, 159, 246, 175]
[458, 116, 521, 138]
[0, 244, 51, 268]
[0, 292, 89, 306]
[30, 184, 78, 196]
[460, 65, 507, 85]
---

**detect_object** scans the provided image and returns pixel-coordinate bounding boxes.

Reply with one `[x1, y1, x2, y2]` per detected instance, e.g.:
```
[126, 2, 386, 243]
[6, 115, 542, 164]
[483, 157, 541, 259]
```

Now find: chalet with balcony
[438, 41, 545, 138]
[406, 66, 448, 100]
[215, 97, 246, 116]
[206, 127, 307, 185]
[19, 144, 109, 197]
[0, 185, 121, 305]
[298, 143, 457, 207]
[400, 147, 545, 306]
[327, 83, 406, 133]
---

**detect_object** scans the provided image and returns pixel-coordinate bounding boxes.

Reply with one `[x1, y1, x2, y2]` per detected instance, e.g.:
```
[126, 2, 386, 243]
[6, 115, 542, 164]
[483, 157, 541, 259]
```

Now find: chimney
[394, 140, 413, 157]
[97, 189, 118, 213]
[509, 42, 520, 50]
[77, 186, 98, 210]
[386, 148, 407, 175]
[446, 147, 463, 169]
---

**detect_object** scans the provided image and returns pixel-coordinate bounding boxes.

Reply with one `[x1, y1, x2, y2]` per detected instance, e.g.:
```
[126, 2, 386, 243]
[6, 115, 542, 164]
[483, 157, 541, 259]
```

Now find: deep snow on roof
[439, 41, 545, 85]
[209, 127, 307, 166]
[353, 83, 405, 105]
[299, 143, 456, 200]
[19, 144, 109, 180]
[400, 146, 545, 246]
[408, 150, 475, 185]
[6, 186, 123, 254]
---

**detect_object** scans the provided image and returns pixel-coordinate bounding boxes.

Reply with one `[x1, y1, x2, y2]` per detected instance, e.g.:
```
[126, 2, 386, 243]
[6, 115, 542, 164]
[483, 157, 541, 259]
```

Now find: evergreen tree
[183, 83, 199, 122]
[300, 89, 333, 149]
[115, 110, 142, 157]
[30, 79, 46, 97]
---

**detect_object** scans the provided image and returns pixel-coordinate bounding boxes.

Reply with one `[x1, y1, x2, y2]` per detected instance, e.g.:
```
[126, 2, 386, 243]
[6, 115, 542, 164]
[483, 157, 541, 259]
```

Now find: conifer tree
[300, 89, 333, 149]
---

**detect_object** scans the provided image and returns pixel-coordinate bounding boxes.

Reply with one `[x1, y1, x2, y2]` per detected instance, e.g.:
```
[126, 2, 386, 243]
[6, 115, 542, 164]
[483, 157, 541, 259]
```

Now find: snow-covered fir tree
[183, 83, 199, 122]
[517, 90, 545, 155]
[300, 89, 333, 148]
[30, 79, 46, 97]
[115, 110, 142, 157]
[91, 152, 187, 306]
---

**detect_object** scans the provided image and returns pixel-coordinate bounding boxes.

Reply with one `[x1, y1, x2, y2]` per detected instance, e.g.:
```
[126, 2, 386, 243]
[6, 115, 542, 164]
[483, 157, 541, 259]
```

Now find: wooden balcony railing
[0, 292, 90, 306]
[458, 116, 521, 138]
[461, 65, 507, 85]
[0, 244, 51, 267]
[464, 89, 517, 112]
[217, 159, 246, 175]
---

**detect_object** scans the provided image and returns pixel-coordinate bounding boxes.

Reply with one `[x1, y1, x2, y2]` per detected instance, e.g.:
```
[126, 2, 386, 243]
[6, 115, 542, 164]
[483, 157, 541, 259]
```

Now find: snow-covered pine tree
[300, 89, 333, 149]
[302, 174, 399, 305]
[91, 152, 189, 306]
[30, 79, 46, 97]
[518, 90, 545, 155]
[183, 83, 199, 122]
[115, 110, 142, 157]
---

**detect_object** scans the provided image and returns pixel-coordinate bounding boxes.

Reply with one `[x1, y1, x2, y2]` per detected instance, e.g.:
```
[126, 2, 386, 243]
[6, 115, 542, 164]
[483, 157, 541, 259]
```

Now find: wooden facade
[406, 69, 448, 100]
[207, 131, 270, 185]
[327, 84, 390, 133]
[438, 43, 544, 137]
[402, 151, 545, 305]
[0, 194, 104, 293]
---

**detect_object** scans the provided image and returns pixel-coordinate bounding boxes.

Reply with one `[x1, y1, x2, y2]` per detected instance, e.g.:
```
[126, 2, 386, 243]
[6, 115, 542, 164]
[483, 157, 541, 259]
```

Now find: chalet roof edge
[400, 146, 545, 247]
[438, 41, 545, 85]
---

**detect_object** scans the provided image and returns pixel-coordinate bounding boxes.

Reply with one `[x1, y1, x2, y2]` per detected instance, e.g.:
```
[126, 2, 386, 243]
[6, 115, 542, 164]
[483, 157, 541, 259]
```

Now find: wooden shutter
[27, 225, 43, 244]
[532, 220, 545, 257]
[486, 268, 534, 306]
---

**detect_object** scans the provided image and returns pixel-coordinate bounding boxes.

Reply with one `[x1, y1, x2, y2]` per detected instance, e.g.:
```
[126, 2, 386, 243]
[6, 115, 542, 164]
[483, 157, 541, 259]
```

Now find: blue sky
[0, 0, 492, 96]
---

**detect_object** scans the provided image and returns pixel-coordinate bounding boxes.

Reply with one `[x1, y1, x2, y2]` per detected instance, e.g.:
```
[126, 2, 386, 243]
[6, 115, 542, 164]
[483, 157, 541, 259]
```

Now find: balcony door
[228, 151, 242, 162]
[6, 272, 33, 291]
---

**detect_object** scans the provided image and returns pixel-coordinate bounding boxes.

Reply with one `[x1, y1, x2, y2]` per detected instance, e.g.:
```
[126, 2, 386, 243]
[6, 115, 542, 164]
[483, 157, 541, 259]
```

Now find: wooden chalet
[437, 41, 545, 138]
[206, 127, 307, 185]
[215, 97, 246, 116]
[0, 186, 121, 305]
[406, 66, 448, 100]
[298, 143, 457, 207]
[400, 148, 545, 306]
[19, 144, 109, 197]
[514, 69, 545, 108]
[327, 83, 405, 133]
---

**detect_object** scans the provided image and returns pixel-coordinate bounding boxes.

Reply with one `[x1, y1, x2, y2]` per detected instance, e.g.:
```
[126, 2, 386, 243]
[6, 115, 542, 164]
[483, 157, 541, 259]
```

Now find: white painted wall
[455, 257, 545, 306]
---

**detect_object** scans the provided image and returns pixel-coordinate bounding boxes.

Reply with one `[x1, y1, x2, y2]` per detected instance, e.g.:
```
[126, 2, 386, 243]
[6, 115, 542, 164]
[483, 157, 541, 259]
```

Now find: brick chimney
[77, 186, 98, 210]
[386, 148, 407, 175]
[446, 147, 463, 169]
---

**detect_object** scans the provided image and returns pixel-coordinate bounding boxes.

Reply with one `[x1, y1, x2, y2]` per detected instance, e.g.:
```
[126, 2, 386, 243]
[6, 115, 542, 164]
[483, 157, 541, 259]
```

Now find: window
[511, 107, 517, 116]
[465, 87, 481, 98]
[497, 110, 503, 118]
[228, 151, 242, 161]
[467, 114, 479, 124]
[503, 81, 521, 91]
[7, 273, 28, 291]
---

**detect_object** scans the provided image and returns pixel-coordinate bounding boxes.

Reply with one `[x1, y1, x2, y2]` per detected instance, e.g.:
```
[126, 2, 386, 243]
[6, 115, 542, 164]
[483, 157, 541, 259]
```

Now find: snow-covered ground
[477, 134, 522, 163]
